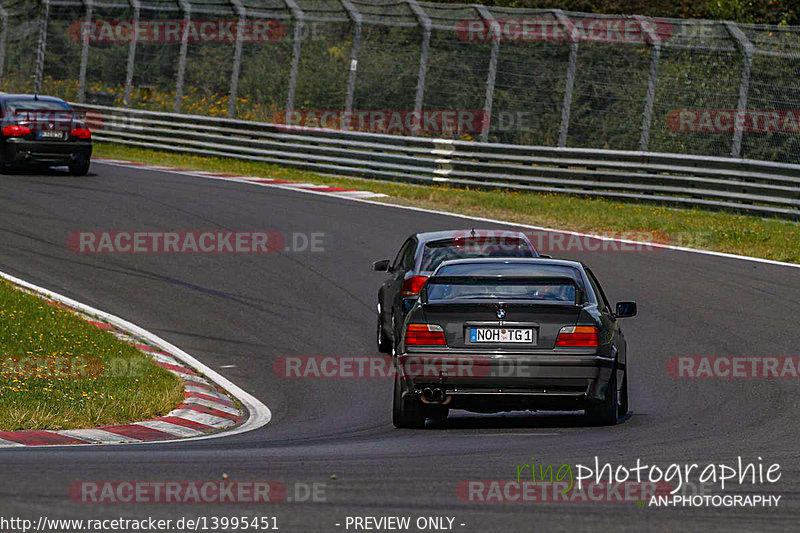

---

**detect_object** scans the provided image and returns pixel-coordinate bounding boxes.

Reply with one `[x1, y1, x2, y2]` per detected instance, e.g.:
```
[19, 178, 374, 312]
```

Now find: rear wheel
[585, 368, 619, 426]
[68, 155, 90, 176]
[392, 374, 425, 429]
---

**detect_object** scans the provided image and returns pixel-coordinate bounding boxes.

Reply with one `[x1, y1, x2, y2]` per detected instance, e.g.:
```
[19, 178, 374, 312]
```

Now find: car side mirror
[615, 301, 637, 318]
[372, 259, 391, 272]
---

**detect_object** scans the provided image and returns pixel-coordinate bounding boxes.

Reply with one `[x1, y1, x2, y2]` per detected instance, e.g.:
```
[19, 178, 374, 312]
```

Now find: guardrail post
[475, 6, 499, 143]
[340, 0, 362, 118]
[174, 0, 191, 113]
[0, 6, 8, 87]
[34, 0, 51, 94]
[123, 1, 140, 107]
[284, 0, 304, 116]
[725, 21, 754, 159]
[407, 0, 431, 124]
[553, 10, 578, 148]
[77, 0, 94, 103]
[635, 15, 662, 152]
[228, 0, 246, 118]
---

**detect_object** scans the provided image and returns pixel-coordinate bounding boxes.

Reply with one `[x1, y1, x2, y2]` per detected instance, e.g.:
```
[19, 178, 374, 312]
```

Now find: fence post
[123, 0, 140, 107]
[284, 0, 304, 116]
[174, 0, 191, 113]
[407, 0, 431, 125]
[0, 6, 8, 88]
[34, 0, 51, 94]
[635, 15, 662, 152]
[725, 21, 754, 159]
[77, 0, 94, 103]
[227, 0, 246, 118]
[475, 5, 499, 143]
[340, 0, 362, 118]
[553, 10, 578, 148]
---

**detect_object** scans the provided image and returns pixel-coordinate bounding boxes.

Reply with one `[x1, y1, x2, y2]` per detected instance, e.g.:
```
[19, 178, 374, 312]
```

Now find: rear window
[3, 99, 71, 112]
[426, 279, 577, 303]
[419, 237, 534, 272]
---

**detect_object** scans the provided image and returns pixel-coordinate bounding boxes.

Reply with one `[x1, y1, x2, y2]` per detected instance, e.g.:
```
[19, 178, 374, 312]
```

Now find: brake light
[405, 324, 447, 346]
[402, 275, 428, 297]
[555, 326, 599, 347]
[2, 125, 31, 137]
[71, 128, 91, 139]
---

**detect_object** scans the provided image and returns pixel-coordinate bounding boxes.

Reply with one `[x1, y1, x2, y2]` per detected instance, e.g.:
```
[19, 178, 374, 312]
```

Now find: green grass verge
[95, 143, 800, 264]
[0, 279, 184, 431]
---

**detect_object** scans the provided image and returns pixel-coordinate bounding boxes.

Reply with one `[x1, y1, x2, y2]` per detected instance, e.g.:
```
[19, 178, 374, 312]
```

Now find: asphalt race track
[0, 163, 798, 532]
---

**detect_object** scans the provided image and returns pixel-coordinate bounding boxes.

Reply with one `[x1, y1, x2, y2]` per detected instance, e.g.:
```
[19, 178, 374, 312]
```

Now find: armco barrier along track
[74, 104, 800, 220]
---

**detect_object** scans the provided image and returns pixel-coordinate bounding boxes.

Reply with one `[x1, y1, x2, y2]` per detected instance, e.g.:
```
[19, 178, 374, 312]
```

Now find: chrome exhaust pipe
[421, 387, 449, 404]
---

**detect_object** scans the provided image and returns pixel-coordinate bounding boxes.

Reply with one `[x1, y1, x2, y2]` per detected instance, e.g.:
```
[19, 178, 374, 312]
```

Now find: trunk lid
[420, 301, 584, 350]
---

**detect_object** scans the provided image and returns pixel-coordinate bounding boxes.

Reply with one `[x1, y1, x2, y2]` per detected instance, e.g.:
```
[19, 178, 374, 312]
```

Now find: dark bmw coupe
[392, 258, 636, 428]
[0, 94, 92, 175]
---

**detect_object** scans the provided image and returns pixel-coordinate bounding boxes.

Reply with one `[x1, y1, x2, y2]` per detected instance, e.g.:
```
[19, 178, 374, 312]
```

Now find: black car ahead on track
[392, 258, 637, 428]
[373, 229, 539, 354]
[0, 94, 92, 175]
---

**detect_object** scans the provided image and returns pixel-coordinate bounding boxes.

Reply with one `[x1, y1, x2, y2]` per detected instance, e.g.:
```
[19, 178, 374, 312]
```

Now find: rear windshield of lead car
[3, 99, 71, 112]
[427, 263, 587, 302]
[426, 280, 577, 302]
[419, 238, 534, 272]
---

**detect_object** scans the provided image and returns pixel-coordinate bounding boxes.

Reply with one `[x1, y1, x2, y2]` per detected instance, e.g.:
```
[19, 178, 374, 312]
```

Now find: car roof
[433, 257, 584, 274]
[414, 229, 531, 244]
[0, 94, 68, 104]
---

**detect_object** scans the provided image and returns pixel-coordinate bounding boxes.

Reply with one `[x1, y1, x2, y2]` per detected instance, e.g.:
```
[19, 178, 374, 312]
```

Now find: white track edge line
[0, 270, 272, 448]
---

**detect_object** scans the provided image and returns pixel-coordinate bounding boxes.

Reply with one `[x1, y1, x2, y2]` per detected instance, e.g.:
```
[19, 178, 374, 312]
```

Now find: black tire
[392, 374, 425, 429]
[376, 307, 391, 354]
[585, 367, 619, 426]
[68, 155, 90, 176]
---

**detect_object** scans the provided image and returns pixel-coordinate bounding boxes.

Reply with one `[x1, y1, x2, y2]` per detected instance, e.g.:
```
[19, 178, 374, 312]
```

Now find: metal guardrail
[73, 103, 800, 220]
[6, 2, 800, 164]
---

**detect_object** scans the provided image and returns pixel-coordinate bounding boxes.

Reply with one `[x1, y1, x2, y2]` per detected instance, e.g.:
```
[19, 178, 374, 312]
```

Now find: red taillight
[405, 324, 447, 346]
[555, 326, 599, 347]
[2, 125, 31, 137]
[71, 128, 91, 139]
[402, 275, 428, 297]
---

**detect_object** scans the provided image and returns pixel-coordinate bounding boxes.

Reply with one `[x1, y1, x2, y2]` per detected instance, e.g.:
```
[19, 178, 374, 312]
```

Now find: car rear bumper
[3, 138, 92, 165]
[397, 352, 616, 411]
